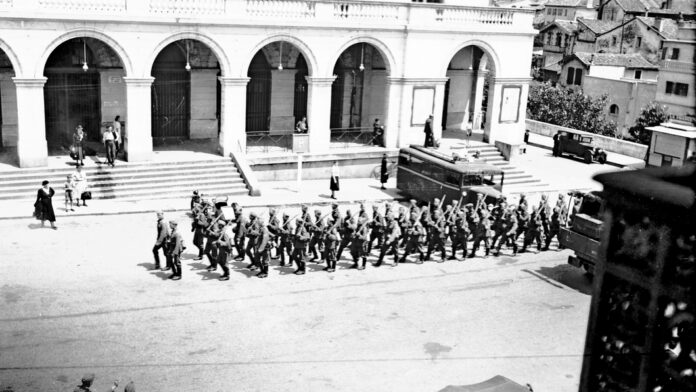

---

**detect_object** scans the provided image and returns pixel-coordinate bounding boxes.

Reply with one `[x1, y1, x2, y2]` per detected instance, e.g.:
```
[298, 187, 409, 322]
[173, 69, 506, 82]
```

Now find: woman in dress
[34, 180, 57, 229]
[72, 165, 89, 207]
[72, 125, 86, 166]
[329, 161, 340, 200]
[380, 153, 389, 190]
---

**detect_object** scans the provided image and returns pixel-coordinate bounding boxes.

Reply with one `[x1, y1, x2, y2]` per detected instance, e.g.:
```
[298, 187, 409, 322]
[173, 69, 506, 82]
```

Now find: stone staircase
[0, 159, 249, 201]
[448, 143, 549, 193]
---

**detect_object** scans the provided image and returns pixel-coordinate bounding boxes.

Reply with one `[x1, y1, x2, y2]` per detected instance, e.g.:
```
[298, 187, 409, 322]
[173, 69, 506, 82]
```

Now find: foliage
[527, 82, 618, 137]
[628, 102, 669, 145]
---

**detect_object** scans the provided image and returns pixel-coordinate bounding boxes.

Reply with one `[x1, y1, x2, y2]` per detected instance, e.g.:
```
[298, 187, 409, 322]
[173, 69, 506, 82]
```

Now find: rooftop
[539, 19, 579, 33]
[636, 16, 679, 39]
[614, 0, 660, 12]
[577, 17, 622, 34]
[574, 52, 658, 68]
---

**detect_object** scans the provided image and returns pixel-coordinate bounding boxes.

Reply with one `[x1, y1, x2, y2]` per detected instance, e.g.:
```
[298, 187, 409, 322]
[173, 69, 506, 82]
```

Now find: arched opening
[0, 48, 17, 157]
[329, 43, 389, 148]
[150, 39, 221, 152]
[245, 41, 309, 153]
[43, 38, 126, 158]
[442, 45, 496, 136]
[609, 104, 619, 115]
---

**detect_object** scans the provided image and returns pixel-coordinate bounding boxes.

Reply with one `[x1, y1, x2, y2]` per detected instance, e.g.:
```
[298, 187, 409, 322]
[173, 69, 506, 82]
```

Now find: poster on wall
[499, 85, 521, 123]
[411, 87, 435, 126]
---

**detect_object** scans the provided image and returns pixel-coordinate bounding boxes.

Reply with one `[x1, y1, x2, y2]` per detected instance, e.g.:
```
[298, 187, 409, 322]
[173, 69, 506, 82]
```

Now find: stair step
[0, 158, 229, 176]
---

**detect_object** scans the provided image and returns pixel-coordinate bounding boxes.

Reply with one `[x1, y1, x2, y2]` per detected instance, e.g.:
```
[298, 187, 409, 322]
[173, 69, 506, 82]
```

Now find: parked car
[555, 131, 607, 164]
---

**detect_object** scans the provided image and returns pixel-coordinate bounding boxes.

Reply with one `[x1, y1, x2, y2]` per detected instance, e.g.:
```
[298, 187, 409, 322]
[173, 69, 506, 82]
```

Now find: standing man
[292, 218, 310, 275]
[373, 118, 385, 147]
[152, 211, 170, 271]
[379, 153, 389, 190]
[102, 125, 117, 167]
[256, 217, 271, 278]
[113, 115, 122, 157]
[423, 114, 434, 147]
[166, 220, 184, 280]
[376, 214, 401, 267]
[192, 205, 208, 261]
[213, 220, 233, 281]
[295, 116, 308, 133]
[552, 131, 561, 157]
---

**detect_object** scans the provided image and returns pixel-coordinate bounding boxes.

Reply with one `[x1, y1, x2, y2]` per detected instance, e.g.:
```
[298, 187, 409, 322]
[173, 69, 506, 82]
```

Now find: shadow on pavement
[151, 271, 171, 280]
[533, 264, 593, 295]
[136, 262, 155, 271]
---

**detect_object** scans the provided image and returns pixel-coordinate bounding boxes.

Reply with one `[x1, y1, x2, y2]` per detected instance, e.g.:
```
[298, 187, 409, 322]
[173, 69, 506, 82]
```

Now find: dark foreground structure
[580, 165, 696, 391]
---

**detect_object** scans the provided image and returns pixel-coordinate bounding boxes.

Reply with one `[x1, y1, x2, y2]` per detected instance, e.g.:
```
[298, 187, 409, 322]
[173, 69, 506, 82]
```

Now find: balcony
[0, 0, 535, 33]
[659, 60, 696, 74]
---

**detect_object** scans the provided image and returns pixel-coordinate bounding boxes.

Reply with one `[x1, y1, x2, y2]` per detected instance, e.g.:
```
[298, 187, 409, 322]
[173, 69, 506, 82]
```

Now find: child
[64, 175, 75, 212]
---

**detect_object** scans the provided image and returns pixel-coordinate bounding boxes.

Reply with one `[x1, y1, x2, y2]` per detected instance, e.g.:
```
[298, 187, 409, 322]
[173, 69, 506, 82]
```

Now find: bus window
[463, 175, 483, 186]
[446, 173, 461, 186]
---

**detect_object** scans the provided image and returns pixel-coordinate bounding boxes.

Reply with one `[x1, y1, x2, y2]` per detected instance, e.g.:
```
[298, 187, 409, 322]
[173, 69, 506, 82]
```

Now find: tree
[527, 82, 618, 137]
[628, 102, 669, 145]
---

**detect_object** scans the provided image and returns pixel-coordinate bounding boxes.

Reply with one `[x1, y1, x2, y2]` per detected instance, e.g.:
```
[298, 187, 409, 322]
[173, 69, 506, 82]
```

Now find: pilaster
[123, 77, 154, 162]
[484, 77, 530, 145]
[305, 76, 336, 153]
[218, 77, 250, 156]
[13, 77, 47, 167]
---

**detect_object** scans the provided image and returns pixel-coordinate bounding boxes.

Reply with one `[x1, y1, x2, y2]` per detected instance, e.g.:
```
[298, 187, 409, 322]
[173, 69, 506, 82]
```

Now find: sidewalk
[0, 178, 403, 220]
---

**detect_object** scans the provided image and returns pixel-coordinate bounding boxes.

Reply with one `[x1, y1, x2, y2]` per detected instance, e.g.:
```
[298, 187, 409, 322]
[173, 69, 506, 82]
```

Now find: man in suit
[423, 115, 434, 147]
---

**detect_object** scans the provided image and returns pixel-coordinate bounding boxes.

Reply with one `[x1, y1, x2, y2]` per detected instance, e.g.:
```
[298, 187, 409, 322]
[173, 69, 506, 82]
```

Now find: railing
[330, 127, 380, 149]
[0, 0, 535, 32]
[659, 60, 696, 73]
[246, 131, 292, 154]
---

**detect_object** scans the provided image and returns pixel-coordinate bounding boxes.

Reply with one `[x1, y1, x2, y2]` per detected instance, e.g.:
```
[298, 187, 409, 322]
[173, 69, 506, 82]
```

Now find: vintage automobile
[556, 131, 608, 164]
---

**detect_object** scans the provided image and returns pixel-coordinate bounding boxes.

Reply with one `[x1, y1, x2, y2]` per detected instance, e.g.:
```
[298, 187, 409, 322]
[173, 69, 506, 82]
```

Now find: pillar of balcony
[13, 77, 48, 168]
[218, 77, 250, 156]
[306, 76, 336, 153]
[123, 77, 154, 162]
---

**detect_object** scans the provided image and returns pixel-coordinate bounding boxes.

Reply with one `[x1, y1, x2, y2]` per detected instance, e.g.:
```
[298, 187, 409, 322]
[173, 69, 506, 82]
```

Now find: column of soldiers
[179, 191, 569, 281]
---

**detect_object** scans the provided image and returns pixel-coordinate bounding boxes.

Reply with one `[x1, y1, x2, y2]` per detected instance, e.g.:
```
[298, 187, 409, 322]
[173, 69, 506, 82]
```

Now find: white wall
[190, 69, 218, 138]
[445, 69, 475, 130]
[588, 65, 625, 79]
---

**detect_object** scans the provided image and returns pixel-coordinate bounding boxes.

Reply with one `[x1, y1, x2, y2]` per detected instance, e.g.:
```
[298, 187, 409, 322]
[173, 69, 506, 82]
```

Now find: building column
[471, 70, 487, 131]
[306, 76, 335, 153]
[432, 79, 448, 143]
[13, 78, 48, 167]
[385, 77, 404, 148]
[218, 77, 249, 156]
[123, 77, 154, 162]
[484, 77, 530, 145]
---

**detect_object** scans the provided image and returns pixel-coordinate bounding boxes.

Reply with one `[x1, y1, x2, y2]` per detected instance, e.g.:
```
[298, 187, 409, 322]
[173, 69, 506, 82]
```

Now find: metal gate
[151, 70, 190, 139]
[330, 62, 345, 129]
[246, 53, 271, 133]
[293, 55, 308, 124]
[44, 71, 101, 150]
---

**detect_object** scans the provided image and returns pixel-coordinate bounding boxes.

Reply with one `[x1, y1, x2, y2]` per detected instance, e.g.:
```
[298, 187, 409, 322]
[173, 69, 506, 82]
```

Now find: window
[574, 68, 583, 85]
[661, 155, 673, 167]
[671, 48, 680, 60]
[636, 37, 642, 48]
[564, 34, 569, 47]
[609, 104, 619, 115]
[634, 70, 642, 79]
[567, 67, 575, 84]
[662, 47, 669, 60]
[566, 67, 583, 85]
[666, 81, 674, 94]
[556, 33, 562, 46]
[612, 36, 617, 46]
[547, 32, 552, 45]
[564, 9, 568, 16]
[665, 82, 689, 96]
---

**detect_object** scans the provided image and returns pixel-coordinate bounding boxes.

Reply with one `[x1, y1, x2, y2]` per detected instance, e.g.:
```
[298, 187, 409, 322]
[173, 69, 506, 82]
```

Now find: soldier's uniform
[521, 208, 543, 252]
[450, 211, 470, 260]
[214, 220, 233, 280]
[538, 195, 551, 246]
[397, 207, 409, 247]
[494, 207, 519, 256]
[278, 214, 294, 266]
[368, 205, 384, 253]
[245, 212, 261, 269]
[267, 209, 281, 259]
[153, 213, 171, 270]
[166, 220, 185, 280]
[192, 207, 208, 260]
[425, 210, 447, 262]
[204, 214, 221, 271]
[376, 214, 401, 267]
[399, 213, 425, 264]
[490, 202, 507, 249]
[323, 219, 341, 272]
[515, 204, 529, 243]
[336, 210, 354, 261]
[256, 220, 271, 278]
[308, 210, 325, 262]
[358, 203, 368, 220]
[352, 217, 370, 269]
[470, 210, 492, 258]
[233, 208, 247, 261]
[292, 219, 310, 275]
[543, 206, 563, 251]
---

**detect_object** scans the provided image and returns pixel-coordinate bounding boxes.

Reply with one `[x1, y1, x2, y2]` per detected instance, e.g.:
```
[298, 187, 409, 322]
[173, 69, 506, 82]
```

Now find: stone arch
[441, 39, 501, 77]
[0, 38, 22, 76]
[244, 34, 318, 76]
[35, 28, 134, 77]
[330, 36, 397, 76]
[148, 31, 230, 77]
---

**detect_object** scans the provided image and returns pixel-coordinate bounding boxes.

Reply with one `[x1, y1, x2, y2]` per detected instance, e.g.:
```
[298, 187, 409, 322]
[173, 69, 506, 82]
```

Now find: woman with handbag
[34, 180, 57, 229]
[72, 166, 89, 207]
[72, 125, 86, 166]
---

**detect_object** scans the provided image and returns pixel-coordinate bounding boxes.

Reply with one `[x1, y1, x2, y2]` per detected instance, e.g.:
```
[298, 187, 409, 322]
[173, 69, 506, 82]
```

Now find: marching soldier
[256, 217, 271, 278]
[538, 194, 551, 247]
[543, 206, 563, 251]
[470, 209, 492, 258]
[425, 209, 447, 262]
[233, 207, 247, 261]
[430, 197, 441, 214]
[323, 217, 341, 272]
[352, 216, 370, 270]
[358, 202, 368, 220]
[308, 210, 326, 262]
[450, 210, 470, 260]
[203, 210, 221, 272]
[376, 213, 401, 267]
[278, 213, 294, 267]
[245, 211, 261, 269]
[267, 208, 281, 260]
[515, 202, 529, 244]
[368, 204, 384, 253]
[336, 209, 354, 261]
[399, 211, 425, 264]
[192, 205, 208, 261]
[213, 219, 233, 281]
[292, 217, 310, 275]
[152, 211, 170, 271]
[408, 199, 419, 215]
[301, 204, 312, 225]
[397, 206, 409, 247]
[166, 220, 185, 280]
[521, 207, 543, 253]
[490, 201, 507, 249]
[494, 205, 518, 256]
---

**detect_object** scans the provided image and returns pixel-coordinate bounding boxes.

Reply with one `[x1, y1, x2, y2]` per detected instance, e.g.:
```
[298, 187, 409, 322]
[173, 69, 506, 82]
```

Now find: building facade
[0, 0, 536, 168]
[655, 21, 696, 119]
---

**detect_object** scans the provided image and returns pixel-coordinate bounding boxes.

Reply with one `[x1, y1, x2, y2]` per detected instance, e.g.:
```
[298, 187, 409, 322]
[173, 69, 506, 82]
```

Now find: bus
[396, 145, 504, 205]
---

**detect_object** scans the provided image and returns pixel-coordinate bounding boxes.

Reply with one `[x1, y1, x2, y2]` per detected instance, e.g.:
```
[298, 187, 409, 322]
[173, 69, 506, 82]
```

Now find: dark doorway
[330, 60, 345, 129]
[441, 79, 450, 129]
[293, 55, 308, 124]
[246, 51, 271, 133]
[151, 69, 190, 139]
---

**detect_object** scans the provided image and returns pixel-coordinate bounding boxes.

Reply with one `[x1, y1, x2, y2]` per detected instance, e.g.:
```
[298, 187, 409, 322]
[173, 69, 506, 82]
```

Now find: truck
[558, 191, 604, 275]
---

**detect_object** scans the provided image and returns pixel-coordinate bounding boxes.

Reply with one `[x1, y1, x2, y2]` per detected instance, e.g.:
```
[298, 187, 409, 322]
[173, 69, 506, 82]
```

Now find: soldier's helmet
[359, 202, 365, 210]
[487, 203, 494, 211]
[433, 198, 441, 205]
[410, 199, 417, 206]
[301, 204, 308, 212]
[169, 220, 178, 227]
[434, 209, 442, 217]
[283, 212, 290, 218]
[269, 208, 277, 215]
[251, 211, 259, 218]
[314, 209, 322, 216]
[541, 194, 549, 201]
[257, 216, 266, 225]
[372, 204, 379, 210]
[346, 209, 353, 216]
[445, 205, 452, 211]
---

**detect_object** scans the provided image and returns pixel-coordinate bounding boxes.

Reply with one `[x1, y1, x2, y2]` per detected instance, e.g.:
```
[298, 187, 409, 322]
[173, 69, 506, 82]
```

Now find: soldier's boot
[350, 259, 359, 269]
[512, 243, 518, 256]
[359, 257, 367, 270]
[468, 248, 477, 258]
[484, 247, 490, 258]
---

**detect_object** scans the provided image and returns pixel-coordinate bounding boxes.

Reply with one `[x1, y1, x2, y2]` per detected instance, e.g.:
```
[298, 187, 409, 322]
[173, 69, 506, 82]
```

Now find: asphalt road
[0, 208, 593, 392]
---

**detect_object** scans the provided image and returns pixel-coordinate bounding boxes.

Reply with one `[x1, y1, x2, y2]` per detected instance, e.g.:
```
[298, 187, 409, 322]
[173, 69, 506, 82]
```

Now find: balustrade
[246, 0, 315, 19]
[330, 127, 379, 149]
[246, 131, 292, 154]
[332, 2, 404, 23]
[149, 0, 226, 15]
[38, 0, 126, 13]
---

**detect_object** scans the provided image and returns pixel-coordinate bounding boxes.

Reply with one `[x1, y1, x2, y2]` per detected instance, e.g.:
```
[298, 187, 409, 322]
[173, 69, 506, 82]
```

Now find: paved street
[0, 207, 592, 392]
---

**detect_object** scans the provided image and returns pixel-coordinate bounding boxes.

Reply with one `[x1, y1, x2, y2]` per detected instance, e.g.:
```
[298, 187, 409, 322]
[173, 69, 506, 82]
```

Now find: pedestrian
[373, 118, 385, 147]
[524, 129, 530, 144]
[380, 153, 389, 190]
[423, 114, 434, 147]
[552, 131, 561, 157]
[152, 211, 170, 270]
[34, 180, 57, 229]
[72, 166, 89, 207]
[330, 161, 340, 199]
[113, 115, 122, 156]
[295, 116, 308, 133]
[292, 218, 310, 275]
[73, 373, 95, 392]
[166, 220, 184, 280]
[103, 125, 117, 167]
[72, 125, 85, 166]
[64, 174, 75, 212]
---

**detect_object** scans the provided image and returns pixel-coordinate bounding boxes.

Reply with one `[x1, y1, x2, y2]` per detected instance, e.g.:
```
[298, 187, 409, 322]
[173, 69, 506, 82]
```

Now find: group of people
[70, 116, 122, 167]
[152, 191, 571, 281]
[33, 165, 89, 229]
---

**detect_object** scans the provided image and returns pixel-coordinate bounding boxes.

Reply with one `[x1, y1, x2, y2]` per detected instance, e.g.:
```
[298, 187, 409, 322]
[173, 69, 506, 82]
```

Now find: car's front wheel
[597, 154, 607, 164]
[583, 150, 593, 164]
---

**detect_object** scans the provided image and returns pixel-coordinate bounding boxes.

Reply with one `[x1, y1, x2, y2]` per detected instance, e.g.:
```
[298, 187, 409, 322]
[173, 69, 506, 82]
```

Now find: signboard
[499, 85, 522, 123]
[292, 133, 309, 153]
[654, 133, 685, 157]
[411, 87, 435, 126]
